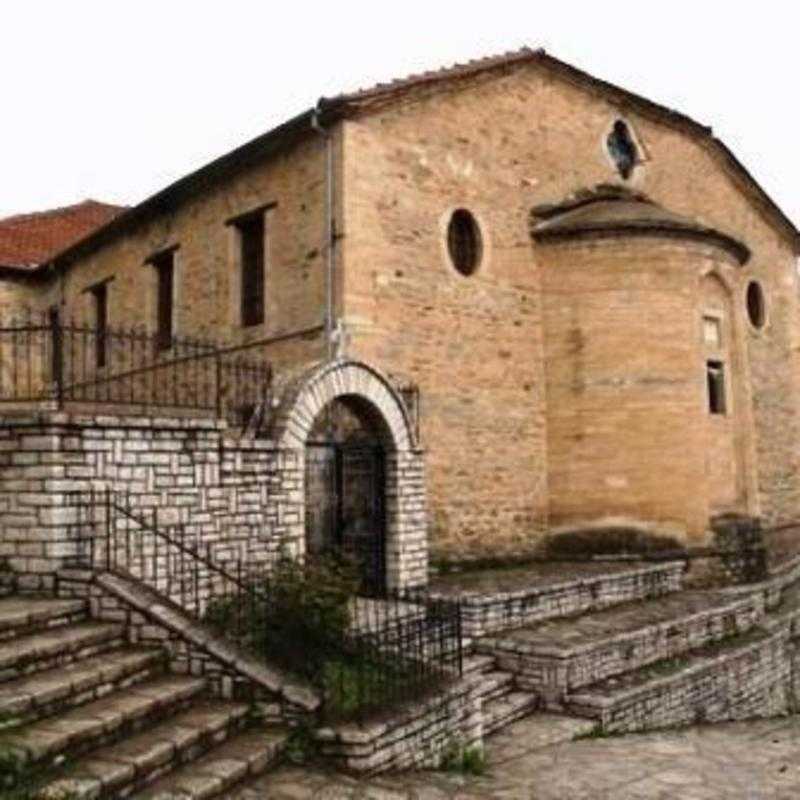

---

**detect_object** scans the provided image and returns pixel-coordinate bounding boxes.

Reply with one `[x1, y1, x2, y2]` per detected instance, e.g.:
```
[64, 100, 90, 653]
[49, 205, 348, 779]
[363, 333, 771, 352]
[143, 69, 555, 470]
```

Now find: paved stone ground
[232, 715, 800, 799]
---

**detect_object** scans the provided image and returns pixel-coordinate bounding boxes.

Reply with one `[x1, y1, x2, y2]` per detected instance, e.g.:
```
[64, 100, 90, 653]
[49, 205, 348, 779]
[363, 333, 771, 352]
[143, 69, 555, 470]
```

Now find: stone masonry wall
[3, 57, 797, 565]
[316, 677, 482, 774]
[0, 410, 302, 591]
[567, 627, 792, 734]
[341, 60, 800, 558]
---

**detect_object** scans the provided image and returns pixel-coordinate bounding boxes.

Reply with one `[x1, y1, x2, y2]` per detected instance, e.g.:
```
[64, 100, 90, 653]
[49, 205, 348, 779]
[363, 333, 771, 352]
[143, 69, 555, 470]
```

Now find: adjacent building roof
[36, 48, 800, 268]
[532, 186, 751, 264]
[0, 200, 126, 272]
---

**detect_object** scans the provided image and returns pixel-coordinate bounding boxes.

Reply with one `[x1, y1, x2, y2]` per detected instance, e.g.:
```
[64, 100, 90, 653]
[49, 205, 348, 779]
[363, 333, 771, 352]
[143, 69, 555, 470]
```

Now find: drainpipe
[311, 101, 335, 361]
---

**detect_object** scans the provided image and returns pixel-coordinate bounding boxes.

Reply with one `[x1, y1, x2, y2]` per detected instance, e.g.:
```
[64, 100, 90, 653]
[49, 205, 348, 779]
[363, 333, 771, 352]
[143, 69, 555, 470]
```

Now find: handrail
[71, 488, 463, 723]
[105, 489, 253, 595]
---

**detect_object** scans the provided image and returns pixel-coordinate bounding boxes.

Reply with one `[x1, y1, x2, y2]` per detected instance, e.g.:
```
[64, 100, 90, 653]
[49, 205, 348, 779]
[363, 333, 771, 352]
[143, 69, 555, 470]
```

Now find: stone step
[482, 690, 539, 735]
[462, 653, 496, 676]
[40, 702, 262, 799]
[0, 620, 125, 680]
[473, 670, 514, 706]
[478, 590, 759, 699]
[133, 728, 289, 799]
[565, 627, 788, 734]
[430, 560, 685, 637]
[485, 711, 596, 752]
[0, 596, 87, 641]
[0, 647, 165, 723]
[3, 674, 207, 769]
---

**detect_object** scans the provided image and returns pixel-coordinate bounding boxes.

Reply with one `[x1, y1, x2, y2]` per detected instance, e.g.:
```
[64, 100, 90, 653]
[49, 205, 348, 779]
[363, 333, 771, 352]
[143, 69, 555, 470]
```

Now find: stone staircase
[467, 558, 799, 738]
[462, 652, 539, 735]
[0, 595, 288, 799]
[3, 555, 798, 794]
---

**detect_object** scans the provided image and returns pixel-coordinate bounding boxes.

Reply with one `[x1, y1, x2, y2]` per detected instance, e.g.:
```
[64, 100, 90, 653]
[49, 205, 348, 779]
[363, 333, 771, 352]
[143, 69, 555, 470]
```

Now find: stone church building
[1, 46, 799, 580]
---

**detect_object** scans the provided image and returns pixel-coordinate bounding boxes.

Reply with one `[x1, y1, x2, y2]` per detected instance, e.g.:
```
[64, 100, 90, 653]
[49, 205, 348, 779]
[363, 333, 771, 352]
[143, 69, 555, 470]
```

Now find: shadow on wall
[543, 527, 685, 558]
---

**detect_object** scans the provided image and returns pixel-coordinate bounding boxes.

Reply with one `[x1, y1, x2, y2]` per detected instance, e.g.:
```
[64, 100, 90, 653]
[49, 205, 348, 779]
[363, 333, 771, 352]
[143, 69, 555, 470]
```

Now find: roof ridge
[41, 48, 800, 268]
[321, 46, 542, 107]
[0, 199, 127, 227]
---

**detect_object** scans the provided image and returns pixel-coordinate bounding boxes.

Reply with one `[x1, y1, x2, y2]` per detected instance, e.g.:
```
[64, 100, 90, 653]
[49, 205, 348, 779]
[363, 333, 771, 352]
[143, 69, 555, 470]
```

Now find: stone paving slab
[226, 715, 800, 799]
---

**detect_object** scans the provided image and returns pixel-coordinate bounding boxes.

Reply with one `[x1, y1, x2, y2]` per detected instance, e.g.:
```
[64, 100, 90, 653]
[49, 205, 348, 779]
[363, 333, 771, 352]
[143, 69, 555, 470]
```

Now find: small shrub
[283, 720, 319, 766]
[573, 723, 604, 740]
[440, 738, 487, 775]
[205, 553, 360, 680]
[204, 554, 451, 722]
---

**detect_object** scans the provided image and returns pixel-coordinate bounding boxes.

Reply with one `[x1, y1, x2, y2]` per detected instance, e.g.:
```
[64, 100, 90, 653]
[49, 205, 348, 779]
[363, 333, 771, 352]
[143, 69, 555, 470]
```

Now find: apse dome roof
[531, 186, 750, 265]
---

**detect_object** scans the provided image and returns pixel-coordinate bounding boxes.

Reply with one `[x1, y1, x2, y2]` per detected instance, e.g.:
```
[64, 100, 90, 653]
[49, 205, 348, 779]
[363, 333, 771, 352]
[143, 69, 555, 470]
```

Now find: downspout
[311, 102, 335, 362]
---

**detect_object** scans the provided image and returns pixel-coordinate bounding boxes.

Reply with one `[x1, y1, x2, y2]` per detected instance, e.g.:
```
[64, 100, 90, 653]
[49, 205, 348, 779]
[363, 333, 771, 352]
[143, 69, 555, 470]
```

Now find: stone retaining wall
[567, 627, 792, 733]
[316, 677, 483, 774]
[486, 594, 760, 697]
[0, 403, 429, 594]
[0, 411, 302, 586]
[442, 562, 685, 638]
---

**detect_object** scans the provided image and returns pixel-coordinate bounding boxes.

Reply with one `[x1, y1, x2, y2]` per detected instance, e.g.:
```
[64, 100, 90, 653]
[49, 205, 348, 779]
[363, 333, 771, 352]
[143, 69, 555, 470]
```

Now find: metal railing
[69, 488, 462, 722]
[0, 312, 272, 425]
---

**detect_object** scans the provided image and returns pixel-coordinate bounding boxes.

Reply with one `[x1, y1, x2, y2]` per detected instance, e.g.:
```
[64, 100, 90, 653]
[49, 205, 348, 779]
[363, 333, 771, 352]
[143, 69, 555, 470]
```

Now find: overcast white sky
[3, 1, 799, 223]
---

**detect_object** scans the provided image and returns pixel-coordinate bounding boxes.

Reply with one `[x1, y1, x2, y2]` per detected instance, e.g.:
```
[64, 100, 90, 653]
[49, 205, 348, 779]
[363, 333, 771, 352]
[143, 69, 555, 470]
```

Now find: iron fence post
[105, 487, 112, 572]
[49, 309, 64, 409]
[215, 351, 222, 419]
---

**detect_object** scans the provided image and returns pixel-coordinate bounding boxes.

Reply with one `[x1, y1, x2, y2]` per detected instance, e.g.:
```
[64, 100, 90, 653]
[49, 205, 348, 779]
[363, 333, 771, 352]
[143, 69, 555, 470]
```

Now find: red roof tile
[0, 200, 126, 271]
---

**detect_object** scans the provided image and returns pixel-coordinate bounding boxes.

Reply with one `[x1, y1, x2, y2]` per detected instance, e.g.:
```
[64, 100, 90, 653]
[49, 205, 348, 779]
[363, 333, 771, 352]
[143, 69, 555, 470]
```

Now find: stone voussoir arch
[272, 358, 428, 590]
[274, 358, 415, 451]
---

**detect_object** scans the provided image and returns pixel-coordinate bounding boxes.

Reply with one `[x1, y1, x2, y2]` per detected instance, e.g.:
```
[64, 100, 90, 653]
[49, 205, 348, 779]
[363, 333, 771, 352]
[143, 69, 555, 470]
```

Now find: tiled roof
[0, 200, 126, 271]
[531, 186, 751, 265]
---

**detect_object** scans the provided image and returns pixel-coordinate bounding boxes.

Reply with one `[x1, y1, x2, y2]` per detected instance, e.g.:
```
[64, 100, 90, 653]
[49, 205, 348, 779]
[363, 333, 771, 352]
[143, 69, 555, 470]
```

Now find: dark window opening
[238, 214, 265, 327]
[447, 209, 482, 276]
[707, 360, 726, 415]
[152, 252, 175, 351]
[607, 119, 638, 180]
[746, 281, 766, 329]
[91, 283, 108, 368]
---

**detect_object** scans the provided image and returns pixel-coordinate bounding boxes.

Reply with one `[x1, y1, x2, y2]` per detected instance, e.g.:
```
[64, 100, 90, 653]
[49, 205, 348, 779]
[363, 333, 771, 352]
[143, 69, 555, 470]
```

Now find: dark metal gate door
[305, 442, 386, 595]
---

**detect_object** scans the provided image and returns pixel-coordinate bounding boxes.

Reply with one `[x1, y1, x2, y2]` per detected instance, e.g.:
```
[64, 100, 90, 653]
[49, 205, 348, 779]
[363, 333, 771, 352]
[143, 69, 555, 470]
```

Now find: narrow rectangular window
[238, 214, 265, 328]
[703, 316, 721, 347]
[153, 252, 175, 351]
[91, 283, 108, 368]
[707, 360, 726, 415]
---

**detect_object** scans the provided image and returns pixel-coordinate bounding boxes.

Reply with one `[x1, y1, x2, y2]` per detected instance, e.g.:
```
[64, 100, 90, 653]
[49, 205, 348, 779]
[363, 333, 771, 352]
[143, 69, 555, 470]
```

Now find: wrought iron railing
[0, 312, 272, 425]
[69, 488, 462, 722]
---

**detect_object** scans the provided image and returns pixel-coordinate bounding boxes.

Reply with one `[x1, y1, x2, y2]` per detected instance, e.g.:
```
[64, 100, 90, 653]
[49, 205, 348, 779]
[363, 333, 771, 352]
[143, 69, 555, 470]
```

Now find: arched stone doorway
[273, 359, 427, 593]
[306, 396, 390, 593]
